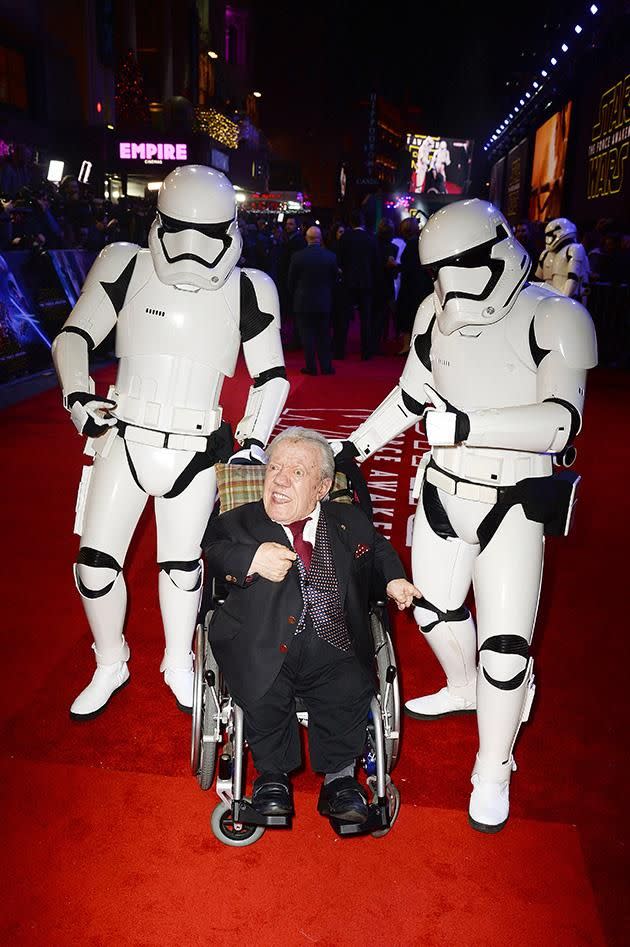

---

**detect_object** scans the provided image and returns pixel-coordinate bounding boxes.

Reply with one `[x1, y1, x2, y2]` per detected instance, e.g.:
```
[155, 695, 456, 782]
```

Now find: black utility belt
[427, 459, 581, 544]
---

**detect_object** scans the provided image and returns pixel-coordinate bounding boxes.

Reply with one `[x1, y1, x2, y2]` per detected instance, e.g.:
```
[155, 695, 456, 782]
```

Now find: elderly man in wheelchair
[191, 426, 419, 846]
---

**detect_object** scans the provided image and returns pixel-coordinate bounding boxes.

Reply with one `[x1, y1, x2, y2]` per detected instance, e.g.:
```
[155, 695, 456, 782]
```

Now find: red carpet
[1, 333, 627, 945]
[1, 759, 605, 947]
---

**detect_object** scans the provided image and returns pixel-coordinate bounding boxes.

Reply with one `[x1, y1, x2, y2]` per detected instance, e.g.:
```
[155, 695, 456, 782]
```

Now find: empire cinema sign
[119, 142, 188, 164]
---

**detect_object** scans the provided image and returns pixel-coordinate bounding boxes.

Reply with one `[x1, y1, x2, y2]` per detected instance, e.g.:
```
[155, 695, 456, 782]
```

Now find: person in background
[330, 222, 351, 360]
[395, 216, 432, 355]
[374, 219, 398, 347]
[277, 216, 307, 347]
[337, 210, 379, 360]
[288, 226, 338, 376]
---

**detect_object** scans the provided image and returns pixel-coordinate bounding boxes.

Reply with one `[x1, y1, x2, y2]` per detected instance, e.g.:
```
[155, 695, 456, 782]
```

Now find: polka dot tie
[288, 518, 313, 571]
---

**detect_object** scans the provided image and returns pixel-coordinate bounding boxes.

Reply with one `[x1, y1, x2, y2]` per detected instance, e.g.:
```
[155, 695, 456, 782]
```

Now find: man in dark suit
[288, 226, 338, 375]
[336, 210, 379, 359]
[277, 215, 306, 347]
[204, 428, 419, 827]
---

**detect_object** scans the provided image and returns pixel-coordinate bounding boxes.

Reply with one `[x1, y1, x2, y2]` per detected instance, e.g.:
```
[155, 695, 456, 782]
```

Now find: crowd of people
[239, 210, 434, 372]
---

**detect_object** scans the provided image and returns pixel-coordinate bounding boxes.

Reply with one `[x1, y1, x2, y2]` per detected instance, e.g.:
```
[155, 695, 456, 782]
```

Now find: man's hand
[329, 439, 360, 463]
[248, 542, 297, 582]
[423, 384, 470, 446]
[67, 392, 117, 438]
[386, 578, 422, 610]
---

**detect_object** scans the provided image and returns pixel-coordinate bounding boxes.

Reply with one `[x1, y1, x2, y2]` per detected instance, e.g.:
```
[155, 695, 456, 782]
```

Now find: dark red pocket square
[354, 543, 370, 558]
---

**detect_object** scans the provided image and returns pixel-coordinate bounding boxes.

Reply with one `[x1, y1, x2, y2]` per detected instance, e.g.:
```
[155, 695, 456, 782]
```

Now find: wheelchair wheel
[211, 802, 265, 847]
[190, 622, 205, 777]
[370, 608, 401, 771]
[370, 777, 401, 838]
[191, 619, 221, 790]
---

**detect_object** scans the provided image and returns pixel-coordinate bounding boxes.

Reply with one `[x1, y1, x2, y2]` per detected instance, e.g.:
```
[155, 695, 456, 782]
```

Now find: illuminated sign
[118, 142, 188, 164]
[406, 133, 473, 197]
[587, 73, 629, 199]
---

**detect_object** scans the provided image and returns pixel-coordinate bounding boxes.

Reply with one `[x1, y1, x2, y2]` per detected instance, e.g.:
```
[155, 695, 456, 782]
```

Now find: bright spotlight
[147, 182, 162, 191]
[550, 57, 557, 65]
[526, 92, 531, 98]
[235, 192, 247, 203]
[541, 69, 548, 77]
[514, 105, 519, 112]
[520, 98, 525, 105]
[252, 91, 262, 98]
[208, 50, 218, 59]
[575, 24, 582, 33]
[561, 43, 568, 52]
[590, 4, 598, 13]
[533, 81, 539, 88]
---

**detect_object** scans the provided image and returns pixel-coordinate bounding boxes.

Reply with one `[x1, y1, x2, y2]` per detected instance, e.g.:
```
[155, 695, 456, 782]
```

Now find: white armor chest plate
[430, 300, 536, 411]
[111, 255, 242, 435]
[430, 297, 551, 485]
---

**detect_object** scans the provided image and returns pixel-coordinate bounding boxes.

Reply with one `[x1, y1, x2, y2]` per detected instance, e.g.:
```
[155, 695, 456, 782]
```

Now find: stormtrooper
[535, 217, 590, 303]
[52, 165, 289, 720]
[334, 199, 597, 832]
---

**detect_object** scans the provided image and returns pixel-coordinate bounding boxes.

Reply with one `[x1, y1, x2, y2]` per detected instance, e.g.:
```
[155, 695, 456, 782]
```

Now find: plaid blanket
[215, 464, 353, 514]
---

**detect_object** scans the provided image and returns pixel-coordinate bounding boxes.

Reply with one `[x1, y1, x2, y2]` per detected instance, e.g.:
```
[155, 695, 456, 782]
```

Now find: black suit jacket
[288, 244, 339, 314]
[337, 228, 379, 290]
[203, 500, 406, 703]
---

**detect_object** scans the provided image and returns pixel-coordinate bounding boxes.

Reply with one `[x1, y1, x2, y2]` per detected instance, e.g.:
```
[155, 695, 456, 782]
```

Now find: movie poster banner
[407, 134, 473, 197]
[488, 156, 506, 209]
[529, 102, 572, 222]
[568, 68, 629, 221]
[0, 250, 97, 382]
[505, 139, 529, 224]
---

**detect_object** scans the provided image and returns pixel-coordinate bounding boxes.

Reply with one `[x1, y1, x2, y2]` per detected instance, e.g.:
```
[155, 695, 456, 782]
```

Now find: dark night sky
[252, 0, 591, 201]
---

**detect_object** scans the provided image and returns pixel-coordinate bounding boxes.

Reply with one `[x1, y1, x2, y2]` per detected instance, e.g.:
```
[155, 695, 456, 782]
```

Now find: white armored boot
[158, 566, 202, 713]
[469, 755, 517, 833]
[71, 569, 130, 719]
[70, 635, 130, 720]
[405, 606, 478, 719]
[469, 656, 535, 832]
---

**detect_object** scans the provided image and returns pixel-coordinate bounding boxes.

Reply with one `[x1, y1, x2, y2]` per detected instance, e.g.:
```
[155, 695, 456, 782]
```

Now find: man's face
[285, 218, 297, 236]
[263, 440, 332, 525]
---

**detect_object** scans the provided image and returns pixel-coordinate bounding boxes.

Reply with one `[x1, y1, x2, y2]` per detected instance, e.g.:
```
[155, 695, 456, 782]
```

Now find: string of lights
[194, 108, 240, 149]
[484, 3, 601, 156]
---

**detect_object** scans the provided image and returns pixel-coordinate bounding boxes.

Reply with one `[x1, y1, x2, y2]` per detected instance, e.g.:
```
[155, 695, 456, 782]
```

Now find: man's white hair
[268, 427, 335, 482]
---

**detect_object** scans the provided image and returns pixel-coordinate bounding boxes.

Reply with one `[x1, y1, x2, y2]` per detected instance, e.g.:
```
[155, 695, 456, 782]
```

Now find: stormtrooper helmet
[148, 165, 242, 290]
[419, 199, 531, 334]
[544, 217, 577, 251]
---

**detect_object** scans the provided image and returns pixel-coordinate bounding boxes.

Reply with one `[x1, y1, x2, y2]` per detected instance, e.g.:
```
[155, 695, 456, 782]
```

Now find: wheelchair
[190, 462, 401, 847]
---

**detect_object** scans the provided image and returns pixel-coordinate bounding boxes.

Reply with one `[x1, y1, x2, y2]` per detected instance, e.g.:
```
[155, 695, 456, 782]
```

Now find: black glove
[67, 392, 117, 438]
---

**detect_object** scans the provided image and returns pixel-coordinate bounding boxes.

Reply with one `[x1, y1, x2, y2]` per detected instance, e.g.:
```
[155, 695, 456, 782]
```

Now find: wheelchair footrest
[330, 800, 390, 837]
[232, 798, 292, 829]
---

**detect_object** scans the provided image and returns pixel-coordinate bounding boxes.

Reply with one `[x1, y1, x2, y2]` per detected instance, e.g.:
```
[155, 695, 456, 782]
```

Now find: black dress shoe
[317, 776, 368, 824]
[252, 773, 293, 816]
